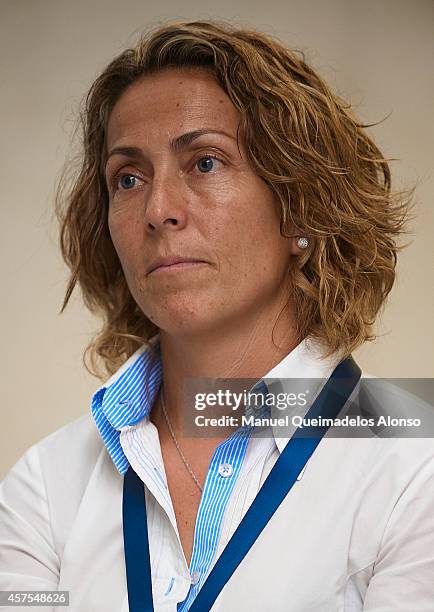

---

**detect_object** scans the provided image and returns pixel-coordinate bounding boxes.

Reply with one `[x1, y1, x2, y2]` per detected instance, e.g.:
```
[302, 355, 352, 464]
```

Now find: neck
[151, 289, 301, 438]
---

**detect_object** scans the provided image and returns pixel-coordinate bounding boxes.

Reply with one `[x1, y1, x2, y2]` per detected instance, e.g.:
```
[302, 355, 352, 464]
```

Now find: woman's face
[106, 68, 294, 337]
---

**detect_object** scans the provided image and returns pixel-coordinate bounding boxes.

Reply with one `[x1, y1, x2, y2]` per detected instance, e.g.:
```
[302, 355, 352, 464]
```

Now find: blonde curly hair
[55, 19, 413, 380]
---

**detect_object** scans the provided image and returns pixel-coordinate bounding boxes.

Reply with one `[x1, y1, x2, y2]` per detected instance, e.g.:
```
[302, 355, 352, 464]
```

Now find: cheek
[217, 196, 287, 272]
[108, 209, 139, 263]
[108, 212, 149, 297]
[108, 208, 123, 249]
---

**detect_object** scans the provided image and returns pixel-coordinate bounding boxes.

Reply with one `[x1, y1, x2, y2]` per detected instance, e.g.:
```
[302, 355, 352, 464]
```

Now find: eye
[109, 172, 143, 195]
[195, 154, 223, 174]
[118, 174, 139, 190]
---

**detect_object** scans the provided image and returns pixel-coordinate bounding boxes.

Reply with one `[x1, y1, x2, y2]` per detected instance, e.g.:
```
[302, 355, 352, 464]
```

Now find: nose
[144, 174, 188, 233]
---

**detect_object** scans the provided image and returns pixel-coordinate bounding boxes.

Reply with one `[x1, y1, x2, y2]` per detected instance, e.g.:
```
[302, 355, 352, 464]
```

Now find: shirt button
[218, 463, 233, 477]
[190, 570, 200, 586]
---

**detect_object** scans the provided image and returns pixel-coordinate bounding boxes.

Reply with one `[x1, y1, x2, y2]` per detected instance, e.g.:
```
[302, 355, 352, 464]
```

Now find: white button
[191, 570, 200, 586]
[218, 463, 233, 477]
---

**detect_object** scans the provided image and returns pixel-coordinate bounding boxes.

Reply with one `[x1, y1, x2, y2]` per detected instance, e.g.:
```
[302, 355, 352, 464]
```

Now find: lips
[147, 255, 208, 275]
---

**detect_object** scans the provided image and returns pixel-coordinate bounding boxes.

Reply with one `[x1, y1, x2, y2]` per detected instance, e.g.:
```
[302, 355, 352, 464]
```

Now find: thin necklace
[160, 386, 203, 493]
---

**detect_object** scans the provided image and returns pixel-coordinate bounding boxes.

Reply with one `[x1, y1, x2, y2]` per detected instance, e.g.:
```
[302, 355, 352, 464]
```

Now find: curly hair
[55, 18, 413, 380]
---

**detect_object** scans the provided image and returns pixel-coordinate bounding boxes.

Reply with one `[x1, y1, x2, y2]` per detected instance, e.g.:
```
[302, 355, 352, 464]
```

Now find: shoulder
[35, 414, 106, 498]
[2, 413, 106, 515]
[1, 414, 109, 560]
[3, 414, 103, 478]
[36, 412, 103, 468]
[359, 373, 434, 483]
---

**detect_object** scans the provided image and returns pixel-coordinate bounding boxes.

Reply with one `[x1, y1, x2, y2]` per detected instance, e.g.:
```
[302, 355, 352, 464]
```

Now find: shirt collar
[91, 333, 162, 474]
[91, 333, 341, 473]
[259, 337, 342, 452]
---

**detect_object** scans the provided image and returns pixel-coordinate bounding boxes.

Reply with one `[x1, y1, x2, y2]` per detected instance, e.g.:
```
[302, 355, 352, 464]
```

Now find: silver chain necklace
[160, 386, 203, 493]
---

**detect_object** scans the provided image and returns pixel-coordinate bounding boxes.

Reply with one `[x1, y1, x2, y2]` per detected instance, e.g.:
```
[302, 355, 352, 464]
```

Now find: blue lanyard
[123, 356, 361, 612]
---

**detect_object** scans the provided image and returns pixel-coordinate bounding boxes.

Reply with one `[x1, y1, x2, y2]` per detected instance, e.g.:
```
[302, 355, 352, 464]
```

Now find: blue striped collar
[91, 333, 339, 474]
[91, 334, 268, 475]
[91, 334, 162, 475]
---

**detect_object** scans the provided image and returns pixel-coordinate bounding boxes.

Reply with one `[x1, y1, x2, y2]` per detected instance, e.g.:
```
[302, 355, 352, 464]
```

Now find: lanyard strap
[123, 459, 153, 612]
[123, 356, 361, 612]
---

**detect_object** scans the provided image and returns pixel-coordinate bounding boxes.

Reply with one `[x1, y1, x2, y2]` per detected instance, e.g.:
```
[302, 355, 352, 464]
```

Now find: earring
[297, 237, 309, 249]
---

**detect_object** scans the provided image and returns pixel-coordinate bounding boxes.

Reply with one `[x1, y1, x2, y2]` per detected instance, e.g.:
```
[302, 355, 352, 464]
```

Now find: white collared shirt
[1, 336, 433, 611]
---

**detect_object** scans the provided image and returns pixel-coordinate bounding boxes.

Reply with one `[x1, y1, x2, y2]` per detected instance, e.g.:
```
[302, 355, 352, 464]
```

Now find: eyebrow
[106, 128, 236, 166]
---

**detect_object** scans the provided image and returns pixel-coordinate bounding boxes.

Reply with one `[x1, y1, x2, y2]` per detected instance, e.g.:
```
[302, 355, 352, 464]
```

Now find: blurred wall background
[1, 0, 433, 477]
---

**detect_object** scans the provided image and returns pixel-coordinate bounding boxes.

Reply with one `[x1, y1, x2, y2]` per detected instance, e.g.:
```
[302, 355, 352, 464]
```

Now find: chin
[141, 298, 208, 333]
[156, 320, 214, 339]
[151, 308, 226, 339]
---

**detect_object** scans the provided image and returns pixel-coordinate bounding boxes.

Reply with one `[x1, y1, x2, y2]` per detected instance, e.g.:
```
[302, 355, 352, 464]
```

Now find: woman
[1, 19, 432, 612]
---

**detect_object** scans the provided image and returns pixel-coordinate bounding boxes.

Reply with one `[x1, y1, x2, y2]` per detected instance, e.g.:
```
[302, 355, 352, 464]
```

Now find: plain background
[1, 0, 433, 478]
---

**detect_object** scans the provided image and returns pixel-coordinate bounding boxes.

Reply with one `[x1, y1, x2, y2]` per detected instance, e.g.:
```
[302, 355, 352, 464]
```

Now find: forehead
[106, 68, 240, 149]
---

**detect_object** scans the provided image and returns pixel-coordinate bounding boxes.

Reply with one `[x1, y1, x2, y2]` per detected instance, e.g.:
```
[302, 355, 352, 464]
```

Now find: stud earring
[297, 237, 309, 249]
